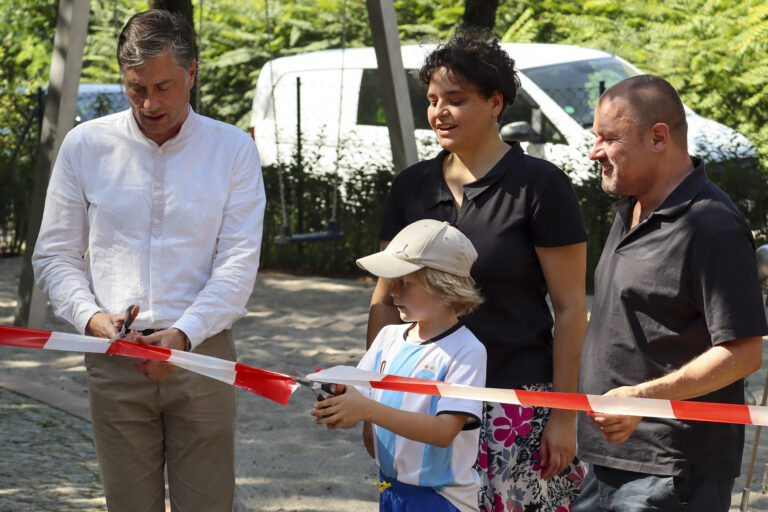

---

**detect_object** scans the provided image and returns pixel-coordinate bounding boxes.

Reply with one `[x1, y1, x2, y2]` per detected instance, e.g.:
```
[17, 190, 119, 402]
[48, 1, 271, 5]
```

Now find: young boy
[310, 219, 486, 512]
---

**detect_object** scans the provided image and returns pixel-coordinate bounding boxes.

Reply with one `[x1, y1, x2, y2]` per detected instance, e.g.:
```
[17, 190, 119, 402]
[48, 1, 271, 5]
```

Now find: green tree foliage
[0, 0, 58, 90]
[2, 0, 766, 272]
[4, 0, 764, 151]
[495, 0, 768, 179]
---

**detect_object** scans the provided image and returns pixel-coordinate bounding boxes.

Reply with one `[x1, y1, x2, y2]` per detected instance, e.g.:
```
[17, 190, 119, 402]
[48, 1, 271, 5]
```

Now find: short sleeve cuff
[74, 303, 104, 335]
[172, 316, 206, 350]
[710, 329, 768, 346]
[436, 399, 483, 420]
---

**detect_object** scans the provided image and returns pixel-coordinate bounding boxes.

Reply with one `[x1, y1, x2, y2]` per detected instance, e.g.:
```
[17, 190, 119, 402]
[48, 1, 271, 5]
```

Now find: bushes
[0, 89, 43, 256]
[259, 153, 393, 276]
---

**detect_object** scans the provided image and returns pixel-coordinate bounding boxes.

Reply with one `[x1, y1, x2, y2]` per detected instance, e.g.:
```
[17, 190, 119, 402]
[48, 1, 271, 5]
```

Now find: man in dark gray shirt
[573, 75, 767, 512]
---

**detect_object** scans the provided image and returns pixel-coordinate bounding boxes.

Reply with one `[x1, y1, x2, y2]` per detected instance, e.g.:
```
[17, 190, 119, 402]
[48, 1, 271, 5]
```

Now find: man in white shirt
[32, 10, 265, 511]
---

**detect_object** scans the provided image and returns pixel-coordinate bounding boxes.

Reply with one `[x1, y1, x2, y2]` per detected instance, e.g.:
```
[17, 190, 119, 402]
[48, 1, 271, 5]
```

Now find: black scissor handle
[313, 382, 338, 401]
[122, 304, 136, 332]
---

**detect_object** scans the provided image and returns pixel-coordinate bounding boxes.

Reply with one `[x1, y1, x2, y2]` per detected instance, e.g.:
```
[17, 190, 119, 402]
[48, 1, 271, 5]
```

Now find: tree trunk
[148, 0, 200, 111]
[462, 0, 499, 32]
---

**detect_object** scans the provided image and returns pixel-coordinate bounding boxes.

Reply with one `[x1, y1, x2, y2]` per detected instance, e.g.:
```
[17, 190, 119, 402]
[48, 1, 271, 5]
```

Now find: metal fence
[0, 88, 44, 256]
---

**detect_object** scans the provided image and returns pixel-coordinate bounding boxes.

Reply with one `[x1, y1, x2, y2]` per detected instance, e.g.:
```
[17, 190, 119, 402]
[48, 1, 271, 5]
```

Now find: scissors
[293, 377, 338, 402]
[108, 304, 137, 343]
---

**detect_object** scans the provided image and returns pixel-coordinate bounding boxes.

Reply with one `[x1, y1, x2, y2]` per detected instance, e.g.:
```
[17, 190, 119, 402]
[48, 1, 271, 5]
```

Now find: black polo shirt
[578, 158, 768, 479]
[379, 142, 587, 388]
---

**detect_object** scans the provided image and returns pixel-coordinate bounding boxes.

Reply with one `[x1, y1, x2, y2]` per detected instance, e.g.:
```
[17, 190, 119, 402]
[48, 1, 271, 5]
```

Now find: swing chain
[330, 0, 349, 223]
[264, 0, 291, 231]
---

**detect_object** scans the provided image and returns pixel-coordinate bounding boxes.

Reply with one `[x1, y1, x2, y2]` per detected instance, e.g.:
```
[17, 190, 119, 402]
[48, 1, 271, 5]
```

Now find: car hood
[686, 111, 756, 161]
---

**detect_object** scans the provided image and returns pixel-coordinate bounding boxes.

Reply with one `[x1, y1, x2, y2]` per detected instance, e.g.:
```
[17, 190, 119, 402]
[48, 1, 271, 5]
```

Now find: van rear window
[357, 69, 430, 130]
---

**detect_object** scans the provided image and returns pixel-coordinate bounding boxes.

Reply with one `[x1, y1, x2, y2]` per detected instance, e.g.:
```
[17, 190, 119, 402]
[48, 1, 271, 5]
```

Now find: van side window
[499, 95, 565, 144]
[357, 69, 431, 130]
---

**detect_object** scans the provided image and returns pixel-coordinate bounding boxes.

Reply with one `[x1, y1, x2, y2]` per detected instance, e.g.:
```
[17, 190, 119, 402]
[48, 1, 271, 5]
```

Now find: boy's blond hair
[413, 267, 483, 314]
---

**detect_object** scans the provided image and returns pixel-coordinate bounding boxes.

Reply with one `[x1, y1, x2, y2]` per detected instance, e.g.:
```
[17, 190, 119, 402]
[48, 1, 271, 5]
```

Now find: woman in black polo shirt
[366, 37, 589, 510]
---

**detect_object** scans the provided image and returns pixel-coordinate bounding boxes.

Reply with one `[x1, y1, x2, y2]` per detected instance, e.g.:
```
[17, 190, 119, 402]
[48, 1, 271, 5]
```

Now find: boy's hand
[310, 384, 370, 429]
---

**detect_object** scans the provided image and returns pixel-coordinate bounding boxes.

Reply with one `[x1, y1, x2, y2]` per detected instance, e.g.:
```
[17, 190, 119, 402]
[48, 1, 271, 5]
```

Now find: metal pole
[741, 489, 751, 512]
[15, 0, 90, 328]
[742, 252, 768, 511]
[295, 76, 303, 255]
[741, 362, 768, 511]
[762, 462, 768, 493]
[746, 368, 768, 487]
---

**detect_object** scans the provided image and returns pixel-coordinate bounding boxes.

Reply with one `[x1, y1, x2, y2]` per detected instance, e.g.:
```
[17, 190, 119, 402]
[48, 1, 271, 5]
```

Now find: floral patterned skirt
[476, 383, 586, 512]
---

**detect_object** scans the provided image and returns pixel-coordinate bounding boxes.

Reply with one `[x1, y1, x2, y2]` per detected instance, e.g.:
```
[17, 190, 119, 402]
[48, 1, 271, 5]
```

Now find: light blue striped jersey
[357, 322, 486, 512]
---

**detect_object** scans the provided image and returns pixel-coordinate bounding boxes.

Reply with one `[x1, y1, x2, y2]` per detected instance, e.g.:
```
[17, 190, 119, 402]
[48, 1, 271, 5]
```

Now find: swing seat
[273, 225, 295, 245]
[273, 220, 345, 245]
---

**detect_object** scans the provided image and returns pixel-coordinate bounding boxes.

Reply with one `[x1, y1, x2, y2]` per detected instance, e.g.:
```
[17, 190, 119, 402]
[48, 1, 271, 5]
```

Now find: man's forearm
[630, 336, 763, 401]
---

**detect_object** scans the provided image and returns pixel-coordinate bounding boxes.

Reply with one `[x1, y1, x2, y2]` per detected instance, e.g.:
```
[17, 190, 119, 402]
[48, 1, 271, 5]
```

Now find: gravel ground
[1, 255, 767, 511]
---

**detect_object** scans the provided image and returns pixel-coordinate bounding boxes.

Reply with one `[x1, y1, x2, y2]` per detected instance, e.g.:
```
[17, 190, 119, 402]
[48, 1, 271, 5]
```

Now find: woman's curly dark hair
[419, 37, 520, 110]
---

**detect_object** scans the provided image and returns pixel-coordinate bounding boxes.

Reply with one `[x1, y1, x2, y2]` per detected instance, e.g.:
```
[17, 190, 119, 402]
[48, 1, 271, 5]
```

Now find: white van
[249, 43, 756, 182]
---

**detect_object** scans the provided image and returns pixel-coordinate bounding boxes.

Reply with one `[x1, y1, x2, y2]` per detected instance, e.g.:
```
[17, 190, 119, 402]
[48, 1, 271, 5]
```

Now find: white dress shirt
[33, 108, 265, 349]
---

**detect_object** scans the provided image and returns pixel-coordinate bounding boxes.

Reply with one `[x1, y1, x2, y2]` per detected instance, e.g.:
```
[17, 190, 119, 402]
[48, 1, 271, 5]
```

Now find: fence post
[15, 0, 90, 328]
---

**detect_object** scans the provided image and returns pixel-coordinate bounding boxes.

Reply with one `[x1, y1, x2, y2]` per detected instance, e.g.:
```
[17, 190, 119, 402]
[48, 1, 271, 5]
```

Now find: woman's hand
[310, 384, 371, 429]
[539, 409, 577, 479]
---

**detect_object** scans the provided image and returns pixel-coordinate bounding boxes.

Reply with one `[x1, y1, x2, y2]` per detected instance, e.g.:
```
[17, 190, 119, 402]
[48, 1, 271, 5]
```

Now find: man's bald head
[600, 75, 688, 148]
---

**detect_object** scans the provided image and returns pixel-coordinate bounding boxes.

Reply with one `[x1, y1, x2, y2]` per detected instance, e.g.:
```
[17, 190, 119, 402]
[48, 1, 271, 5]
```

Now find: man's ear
[187, 59, 197, 89]
[650, 122, 671, 152]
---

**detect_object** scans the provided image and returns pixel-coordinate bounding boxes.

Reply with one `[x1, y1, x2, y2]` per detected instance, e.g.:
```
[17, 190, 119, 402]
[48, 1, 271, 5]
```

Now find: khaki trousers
[85, 330, 237, 512]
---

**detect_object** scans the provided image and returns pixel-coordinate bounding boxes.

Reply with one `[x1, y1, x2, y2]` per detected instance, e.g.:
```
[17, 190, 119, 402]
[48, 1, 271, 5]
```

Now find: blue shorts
[378, 472, 460, 512]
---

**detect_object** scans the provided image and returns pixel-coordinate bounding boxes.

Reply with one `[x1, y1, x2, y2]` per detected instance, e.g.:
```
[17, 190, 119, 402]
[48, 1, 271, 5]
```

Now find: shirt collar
[127, 105, 198, 148]
[615, 157, 709, 228]
[652, 157, 708, 218]
[424, 142, 525, 206]
[402, 320, 464, 345]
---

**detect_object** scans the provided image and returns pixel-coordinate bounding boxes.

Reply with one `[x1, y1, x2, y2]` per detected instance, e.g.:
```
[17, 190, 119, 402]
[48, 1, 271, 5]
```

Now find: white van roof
[263, 43, 616, 76]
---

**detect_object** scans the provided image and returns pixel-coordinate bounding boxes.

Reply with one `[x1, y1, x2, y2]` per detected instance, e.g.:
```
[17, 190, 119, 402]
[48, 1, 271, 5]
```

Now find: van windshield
[523, 57, 637, 128]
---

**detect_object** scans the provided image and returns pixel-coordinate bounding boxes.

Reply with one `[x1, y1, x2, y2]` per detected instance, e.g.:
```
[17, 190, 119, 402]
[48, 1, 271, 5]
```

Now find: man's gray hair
[117, 9, 196, 70]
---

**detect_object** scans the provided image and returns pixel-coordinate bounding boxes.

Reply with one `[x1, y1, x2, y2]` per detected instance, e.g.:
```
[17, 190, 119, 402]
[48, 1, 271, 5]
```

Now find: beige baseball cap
[356, 219, 477, 278]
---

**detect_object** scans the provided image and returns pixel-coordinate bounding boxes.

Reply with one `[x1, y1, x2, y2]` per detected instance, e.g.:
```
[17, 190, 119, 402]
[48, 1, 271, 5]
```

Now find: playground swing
[265, 0, 348, 245]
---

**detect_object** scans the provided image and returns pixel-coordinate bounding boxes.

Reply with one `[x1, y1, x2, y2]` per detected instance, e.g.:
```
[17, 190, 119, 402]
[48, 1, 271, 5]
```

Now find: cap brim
[356, 252, 424, 279]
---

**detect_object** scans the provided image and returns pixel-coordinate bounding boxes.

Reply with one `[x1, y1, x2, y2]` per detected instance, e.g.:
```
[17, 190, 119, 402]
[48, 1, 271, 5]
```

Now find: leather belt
[138, 328, 166, 335]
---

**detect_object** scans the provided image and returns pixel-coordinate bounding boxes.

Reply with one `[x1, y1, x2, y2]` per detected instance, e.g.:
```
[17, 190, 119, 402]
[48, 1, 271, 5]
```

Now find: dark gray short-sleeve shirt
[577, 158, 768, 479]
[380, 143, 587, 388]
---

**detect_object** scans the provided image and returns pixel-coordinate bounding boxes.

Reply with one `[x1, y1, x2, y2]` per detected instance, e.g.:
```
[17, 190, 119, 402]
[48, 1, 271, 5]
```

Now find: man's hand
[589, 385, 643, 444]
[310, 384, 370, 429]
[85, 306, 139, 339]
[539, 409, 577, 479]
[134, 328, 189, 382]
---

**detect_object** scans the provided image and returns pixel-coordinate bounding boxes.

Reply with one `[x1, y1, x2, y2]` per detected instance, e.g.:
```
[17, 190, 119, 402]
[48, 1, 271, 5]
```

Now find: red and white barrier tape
[0, 325, 299, 405]
[2, 325, 767, 426]
[307, 366, 768, 427]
